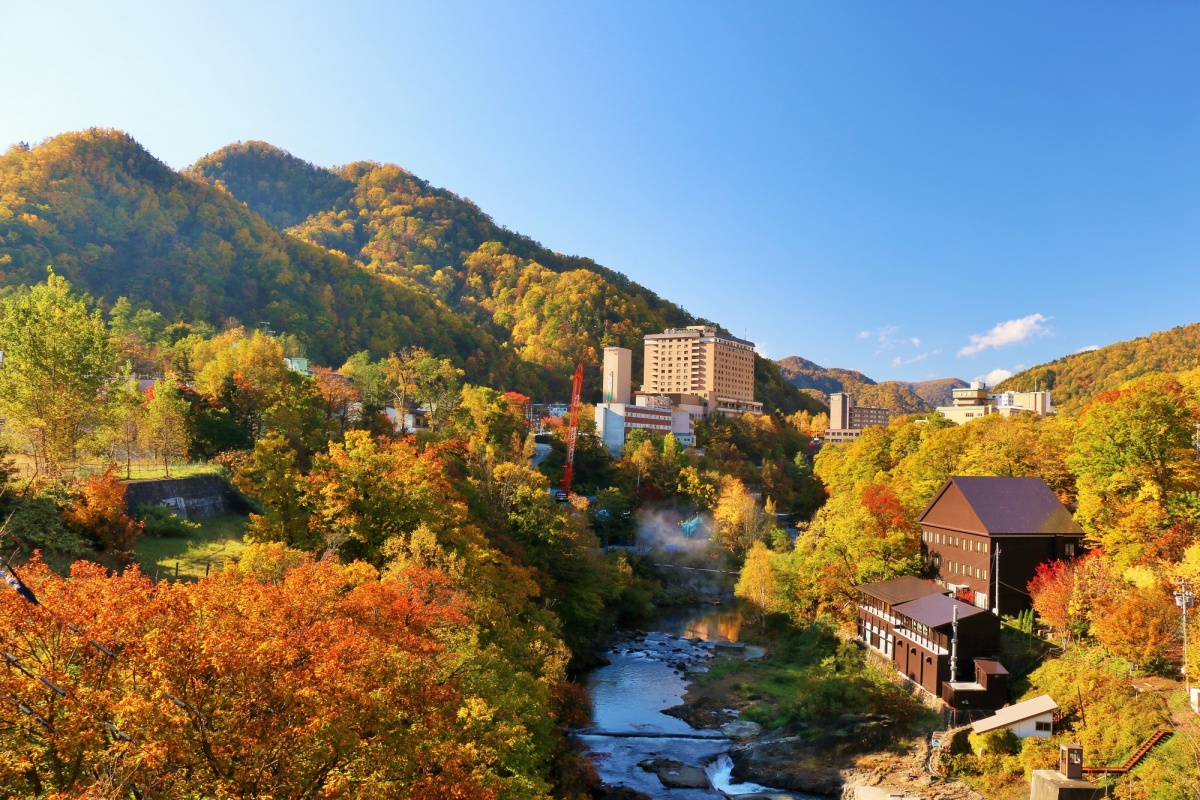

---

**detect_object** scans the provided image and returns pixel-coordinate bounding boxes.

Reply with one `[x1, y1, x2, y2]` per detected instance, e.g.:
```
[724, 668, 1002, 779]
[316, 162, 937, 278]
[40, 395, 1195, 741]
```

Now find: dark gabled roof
[974, 658, 1009, 675]
[857, 576, 946, 606]
[894, 593, 989, 629]
[917, 476, 1084, 536]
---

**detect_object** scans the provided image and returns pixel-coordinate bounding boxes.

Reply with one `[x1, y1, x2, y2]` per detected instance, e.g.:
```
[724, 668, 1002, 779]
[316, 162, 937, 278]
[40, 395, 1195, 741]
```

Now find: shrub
[63, 466, 143, 552]
[8, 496, 88, 555]
[969, 727, 1021, 756]
[136, 505, 199, 538]
[1019, 736, 1060, 776]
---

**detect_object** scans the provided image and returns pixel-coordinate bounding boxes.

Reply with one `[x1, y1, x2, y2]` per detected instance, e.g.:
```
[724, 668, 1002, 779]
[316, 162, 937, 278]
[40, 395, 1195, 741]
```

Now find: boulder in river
[638, 758, 711, 789]
[721, 720, 763, 739]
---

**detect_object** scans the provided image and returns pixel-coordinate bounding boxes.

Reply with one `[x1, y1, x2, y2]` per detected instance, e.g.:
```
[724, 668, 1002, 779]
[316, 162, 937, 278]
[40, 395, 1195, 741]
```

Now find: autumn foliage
[0, 550, 559, 798]
[62, 466, 143, 553]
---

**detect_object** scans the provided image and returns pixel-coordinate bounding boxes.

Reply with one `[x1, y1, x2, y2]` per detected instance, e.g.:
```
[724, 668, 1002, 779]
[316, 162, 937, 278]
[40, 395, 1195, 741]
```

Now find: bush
[136, 505, 199, 538]
[969, 727, 1021, 756]
[8, 496, 88, 555]
[1019, 736, 1060, 776]
[63, 467, 143, 552]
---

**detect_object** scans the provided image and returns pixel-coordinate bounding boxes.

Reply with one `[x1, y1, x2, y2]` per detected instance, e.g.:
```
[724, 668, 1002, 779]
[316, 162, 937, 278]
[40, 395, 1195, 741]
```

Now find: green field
[135, 514, 249, 580]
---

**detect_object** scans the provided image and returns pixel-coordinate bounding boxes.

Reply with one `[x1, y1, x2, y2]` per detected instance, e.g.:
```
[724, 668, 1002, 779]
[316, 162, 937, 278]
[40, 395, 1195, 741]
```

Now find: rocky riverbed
[580, 610, 984, 800]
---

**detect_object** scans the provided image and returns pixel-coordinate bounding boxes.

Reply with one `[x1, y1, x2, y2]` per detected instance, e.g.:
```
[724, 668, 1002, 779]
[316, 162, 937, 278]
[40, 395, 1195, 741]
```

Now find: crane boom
[561, 362, 584, 496]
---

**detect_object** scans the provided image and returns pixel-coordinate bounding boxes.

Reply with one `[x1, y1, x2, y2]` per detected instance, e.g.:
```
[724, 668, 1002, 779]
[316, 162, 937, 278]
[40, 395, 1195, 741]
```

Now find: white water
[580, 611, 817, 799]
[704, 755, 774, 796]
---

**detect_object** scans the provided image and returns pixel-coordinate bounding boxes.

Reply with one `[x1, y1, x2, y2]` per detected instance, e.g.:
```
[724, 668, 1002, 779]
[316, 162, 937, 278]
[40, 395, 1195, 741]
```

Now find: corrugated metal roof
[893, 593, 990, 629]
[971, 694, 1059, 734]
[857, 576, 947, 606]
[918, 476, 1083, 536]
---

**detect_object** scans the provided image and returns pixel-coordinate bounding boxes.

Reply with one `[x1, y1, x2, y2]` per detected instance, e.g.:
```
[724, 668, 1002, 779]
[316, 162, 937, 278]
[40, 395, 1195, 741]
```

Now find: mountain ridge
[995, 322, 1200, 412]
[776, 355, 966, 413]
[0, 129, 820, 414]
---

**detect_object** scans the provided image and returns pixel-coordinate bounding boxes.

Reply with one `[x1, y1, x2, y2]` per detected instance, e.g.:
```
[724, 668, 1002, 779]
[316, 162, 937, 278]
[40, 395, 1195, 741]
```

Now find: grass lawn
[135, 514, 248, 580]
[10, 455, 225, 481]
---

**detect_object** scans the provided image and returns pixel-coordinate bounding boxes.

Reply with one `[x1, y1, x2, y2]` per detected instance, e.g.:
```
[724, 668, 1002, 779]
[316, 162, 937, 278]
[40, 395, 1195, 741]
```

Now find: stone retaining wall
[123, 474, 247, 519]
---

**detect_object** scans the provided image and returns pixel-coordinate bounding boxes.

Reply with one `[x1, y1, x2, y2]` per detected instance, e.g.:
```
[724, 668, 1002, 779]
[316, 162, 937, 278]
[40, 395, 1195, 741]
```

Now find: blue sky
[2, 2, 1197, 384]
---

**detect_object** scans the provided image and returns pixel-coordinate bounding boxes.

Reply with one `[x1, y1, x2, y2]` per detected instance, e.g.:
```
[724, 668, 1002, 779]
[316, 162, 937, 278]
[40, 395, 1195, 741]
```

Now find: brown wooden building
[857, 576, 1001, 701]
[917, 476, 1084, 617]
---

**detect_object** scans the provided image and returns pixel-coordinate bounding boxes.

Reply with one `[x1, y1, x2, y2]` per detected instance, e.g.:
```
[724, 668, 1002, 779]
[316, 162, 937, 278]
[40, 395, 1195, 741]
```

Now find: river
[578, 606, 819, 799]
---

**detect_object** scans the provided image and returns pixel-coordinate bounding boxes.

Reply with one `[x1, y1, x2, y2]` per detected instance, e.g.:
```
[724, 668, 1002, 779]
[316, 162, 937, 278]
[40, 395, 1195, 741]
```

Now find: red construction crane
[560, 362, 584, 497]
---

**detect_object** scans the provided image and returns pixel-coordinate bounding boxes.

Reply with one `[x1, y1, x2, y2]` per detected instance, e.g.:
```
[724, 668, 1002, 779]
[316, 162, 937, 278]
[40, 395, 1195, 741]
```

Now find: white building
[602, 347, 632, 405]
[936, 382, 1053, 425]
[595, 400, 695, 457]
[970, 694, 1058, 740]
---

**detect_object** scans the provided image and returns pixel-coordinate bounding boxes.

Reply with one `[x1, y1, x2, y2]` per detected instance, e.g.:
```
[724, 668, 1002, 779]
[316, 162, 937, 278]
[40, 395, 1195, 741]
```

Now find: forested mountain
[0, 130, 817, 412]
[775, 355, 942, 414]
[898, 377, 968, 408]
[995, 323, 1200, 412]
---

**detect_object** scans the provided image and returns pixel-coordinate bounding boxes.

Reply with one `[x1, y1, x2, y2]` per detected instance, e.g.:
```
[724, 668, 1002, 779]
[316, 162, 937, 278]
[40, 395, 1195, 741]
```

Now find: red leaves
[0, 552, 502, 798]
[62, 465, 143, 552]
[860, 483, 912, 537]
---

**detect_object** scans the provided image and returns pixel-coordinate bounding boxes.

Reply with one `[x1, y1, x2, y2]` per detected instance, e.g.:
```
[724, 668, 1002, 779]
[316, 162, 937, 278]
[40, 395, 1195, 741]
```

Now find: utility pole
[950, 604, 959, 683]
[993, 544, 1002, 616]
[1176, 577, 1194, 693]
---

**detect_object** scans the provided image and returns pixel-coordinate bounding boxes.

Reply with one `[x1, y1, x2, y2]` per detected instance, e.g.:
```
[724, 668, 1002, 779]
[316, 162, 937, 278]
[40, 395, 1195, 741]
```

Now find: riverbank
[660, 616, 986, 799]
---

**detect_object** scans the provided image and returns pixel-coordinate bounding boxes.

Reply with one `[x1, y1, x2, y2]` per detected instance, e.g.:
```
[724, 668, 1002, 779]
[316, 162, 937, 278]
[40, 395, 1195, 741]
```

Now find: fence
[10, 457, 225, 482]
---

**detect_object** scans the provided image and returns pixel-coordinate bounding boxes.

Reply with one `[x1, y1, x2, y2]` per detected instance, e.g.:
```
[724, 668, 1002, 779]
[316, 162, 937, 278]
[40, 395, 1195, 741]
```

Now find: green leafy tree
[234, 432, 313, 548]
[0, 272, 116, 474]
[1069, 374, 1200, 569]
[143, 379, 190, 476]
[107, 367, 147, 478]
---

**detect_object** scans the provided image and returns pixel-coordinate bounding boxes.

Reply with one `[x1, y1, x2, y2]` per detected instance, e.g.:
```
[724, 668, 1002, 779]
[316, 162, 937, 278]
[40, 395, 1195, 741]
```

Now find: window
[1065, 542, 1077, 558]
[1035, 721, 1052, 732]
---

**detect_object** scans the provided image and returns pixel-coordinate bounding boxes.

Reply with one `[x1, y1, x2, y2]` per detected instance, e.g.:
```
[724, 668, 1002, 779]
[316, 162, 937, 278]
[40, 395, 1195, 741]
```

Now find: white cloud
[755, 342, 769, 358]
[958, 314, 1052, 357]
[975, 368, 1014, 385]
[911, 338, 921, 347]
[892, 352, 930, 368]
[875, 324, 901, 351]
[858, 330, 871, 340]
[1074, 344, 1100, 354]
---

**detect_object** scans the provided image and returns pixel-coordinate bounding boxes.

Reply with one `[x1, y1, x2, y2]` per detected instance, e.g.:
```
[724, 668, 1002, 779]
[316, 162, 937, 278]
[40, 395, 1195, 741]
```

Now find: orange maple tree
[0, 549, 546, 798]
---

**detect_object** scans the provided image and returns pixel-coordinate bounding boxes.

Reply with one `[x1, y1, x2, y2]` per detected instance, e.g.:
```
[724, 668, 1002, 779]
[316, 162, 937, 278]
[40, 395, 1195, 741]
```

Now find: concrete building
[918, 476, 1085, 616]
[595, 399, 696, 457]
[824, 392, 891, 444]
[602, 347, 632, 405]
[642, 326, 762, 417]
[856, 576, 1001, 702]
[595, 402, 673, 456]
[283, 356, 311, 376]
[935, 381, 1053, 424]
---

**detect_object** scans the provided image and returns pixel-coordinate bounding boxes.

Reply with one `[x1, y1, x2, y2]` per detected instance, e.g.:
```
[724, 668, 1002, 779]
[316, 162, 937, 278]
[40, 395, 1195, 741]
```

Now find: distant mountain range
[775, 356, 968, 414]
[780, 318, 1200, 418]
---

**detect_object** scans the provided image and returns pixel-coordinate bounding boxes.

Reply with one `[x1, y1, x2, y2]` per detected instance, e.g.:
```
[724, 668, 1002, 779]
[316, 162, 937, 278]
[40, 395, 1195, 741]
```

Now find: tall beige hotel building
[641, 326, 762, 417]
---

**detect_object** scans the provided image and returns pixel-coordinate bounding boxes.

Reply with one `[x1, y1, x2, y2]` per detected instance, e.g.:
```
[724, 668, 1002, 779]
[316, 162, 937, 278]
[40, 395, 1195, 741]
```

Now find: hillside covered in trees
[995, 323, 1200, 412]
[775, 355, 962, 413]
[0, 129, 818, 414]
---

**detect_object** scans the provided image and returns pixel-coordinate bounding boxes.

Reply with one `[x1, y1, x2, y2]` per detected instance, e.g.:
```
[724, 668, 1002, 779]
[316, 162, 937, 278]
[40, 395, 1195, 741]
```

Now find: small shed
[971, 694, 1058, 739]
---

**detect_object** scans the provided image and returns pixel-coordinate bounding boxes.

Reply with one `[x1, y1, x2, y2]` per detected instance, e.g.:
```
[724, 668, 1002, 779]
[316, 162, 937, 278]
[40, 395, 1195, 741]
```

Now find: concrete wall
[124, 475, 245, 519]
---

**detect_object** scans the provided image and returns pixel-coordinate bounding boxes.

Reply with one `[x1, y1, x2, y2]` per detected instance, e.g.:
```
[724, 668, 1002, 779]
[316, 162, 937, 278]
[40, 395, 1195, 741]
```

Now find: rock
[721, 720, 763, 739]
[589, 786, 652, 800]
[714, 641, 746, 656]
[638, 758, 711, 789]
